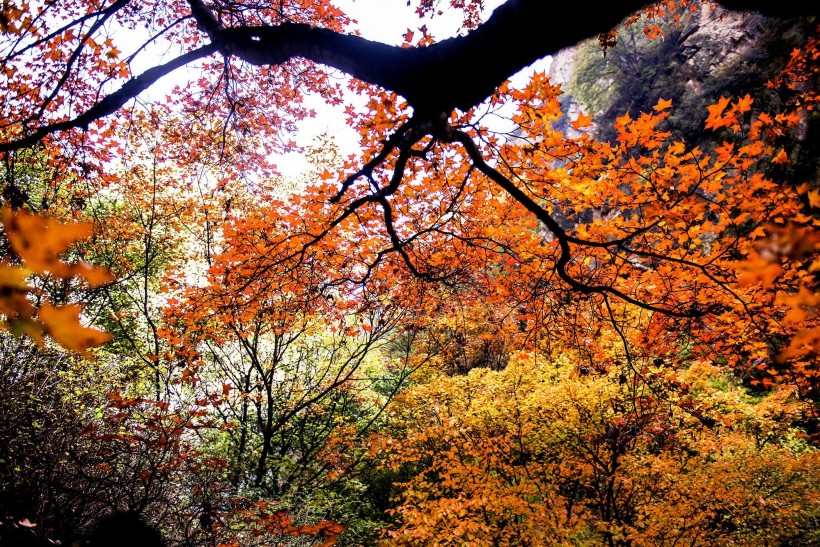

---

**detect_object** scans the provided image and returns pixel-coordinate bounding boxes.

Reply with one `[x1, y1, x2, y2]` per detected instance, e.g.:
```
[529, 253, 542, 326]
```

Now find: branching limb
[330, 120, 414, 203]
[0, 44, 217, 152]
[1, 1, 812, 152]
[447, 127, 707, 318]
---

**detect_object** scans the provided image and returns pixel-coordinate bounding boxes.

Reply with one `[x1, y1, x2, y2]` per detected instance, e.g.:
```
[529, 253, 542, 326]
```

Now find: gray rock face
[677, 8, 772, 101]
[548, 46, 578, 91]
[546, 3, 814, 146]
[548, 47, 588, 138]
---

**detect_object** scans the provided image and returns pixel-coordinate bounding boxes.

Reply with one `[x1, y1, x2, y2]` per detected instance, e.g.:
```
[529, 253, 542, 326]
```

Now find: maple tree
[372, 353, 820, 546]
[0, 0, 818, 545]
[0, 0, 814, 358]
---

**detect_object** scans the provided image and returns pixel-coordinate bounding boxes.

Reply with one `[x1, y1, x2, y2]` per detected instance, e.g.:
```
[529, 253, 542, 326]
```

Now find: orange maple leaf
[39, 302, 112, 358]
[808, 189, 820, 209]
[615, 112, 632, 126]
[2, 206, 91, 262]
[705, 96, 732, 130]
[735, 93, 753, 114]
[570, 112, 593, 129]
[652, 99, 672, 112]
[0, 207, 114, 286]
[653, 97, 673, 111]
[771, 149, 789, 164]
[778, 326, 820, 363]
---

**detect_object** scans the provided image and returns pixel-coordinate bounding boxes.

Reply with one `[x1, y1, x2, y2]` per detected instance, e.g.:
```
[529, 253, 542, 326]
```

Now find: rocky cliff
[548, 2, 816, 155]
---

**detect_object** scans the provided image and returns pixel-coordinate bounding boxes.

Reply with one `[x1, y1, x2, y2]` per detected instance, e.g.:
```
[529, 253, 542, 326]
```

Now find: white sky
[339, 0, 503, 43]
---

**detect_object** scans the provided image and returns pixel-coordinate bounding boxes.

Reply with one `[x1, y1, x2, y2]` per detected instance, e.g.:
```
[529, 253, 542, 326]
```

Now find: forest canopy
[0, 0, 818, 545]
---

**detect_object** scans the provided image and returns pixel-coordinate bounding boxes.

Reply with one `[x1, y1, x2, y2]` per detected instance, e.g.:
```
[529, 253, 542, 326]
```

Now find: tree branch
[211, 0, 812, 114]
[448, 127, 707, 318]
[1, 0, 811, 151]
[0, 44, 217, 153]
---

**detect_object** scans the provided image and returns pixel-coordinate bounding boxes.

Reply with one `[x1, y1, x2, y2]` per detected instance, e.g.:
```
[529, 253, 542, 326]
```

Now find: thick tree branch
[188, 0, 222, 40]
[1, 0, 812, 152]
[211, 0, 813, 114]
[214, 0, 653, 113]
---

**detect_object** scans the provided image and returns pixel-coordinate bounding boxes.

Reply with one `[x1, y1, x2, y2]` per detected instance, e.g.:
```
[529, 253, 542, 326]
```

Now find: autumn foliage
[0, 206, 112, 354]
[373, 358, 819, 545]
[0, 0, 818, 545]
